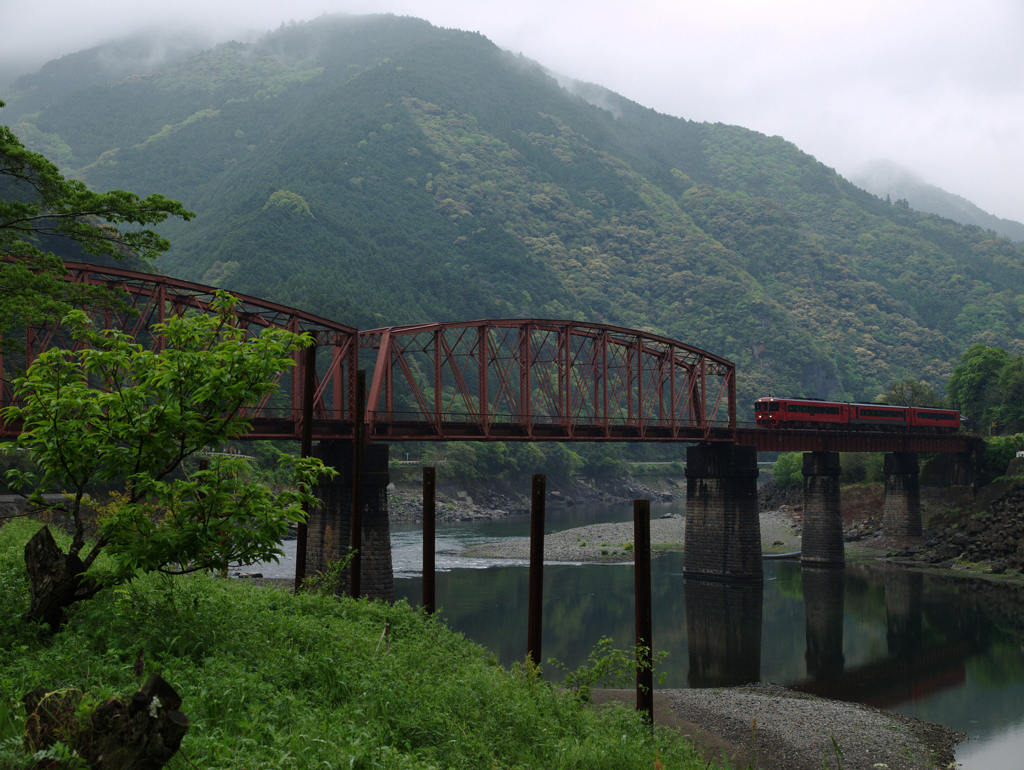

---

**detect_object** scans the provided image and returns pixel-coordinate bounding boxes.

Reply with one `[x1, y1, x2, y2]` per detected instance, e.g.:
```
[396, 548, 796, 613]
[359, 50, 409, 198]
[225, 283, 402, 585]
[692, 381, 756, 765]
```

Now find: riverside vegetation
[0, 518, 708, 770]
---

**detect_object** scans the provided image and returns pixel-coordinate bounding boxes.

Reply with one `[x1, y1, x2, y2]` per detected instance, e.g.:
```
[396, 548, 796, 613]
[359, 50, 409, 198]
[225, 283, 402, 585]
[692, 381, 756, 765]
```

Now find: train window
[859, 408, 903, 419]
[919, 412, 955, 421]
[769, 403, 779, 412]
[755, 404, 762, 413]
[790, 403, 840, 415]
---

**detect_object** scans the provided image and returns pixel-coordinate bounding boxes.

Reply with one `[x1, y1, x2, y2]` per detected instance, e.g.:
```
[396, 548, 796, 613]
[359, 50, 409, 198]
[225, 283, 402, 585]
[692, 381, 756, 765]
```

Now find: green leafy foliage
[0, 520, 705, 769]
[945, 343, 1024, 432]
[0, 100, 193, 349]
[771, 451, 886, 485]
[548, 636, 668, 702]
[980, 435, 1024, 481]
[838, 453, 884, 484]
[771, 452, 803, 487]
[0, 293, 333, 588]
[879, 377, 946, 407]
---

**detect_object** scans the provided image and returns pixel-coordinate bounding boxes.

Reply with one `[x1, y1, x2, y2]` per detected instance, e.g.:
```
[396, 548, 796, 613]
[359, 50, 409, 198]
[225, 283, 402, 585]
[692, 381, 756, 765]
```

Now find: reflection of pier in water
[803, 566, 845, 679]
[685, 579, 763, 688]
[684, 567, 981, 707]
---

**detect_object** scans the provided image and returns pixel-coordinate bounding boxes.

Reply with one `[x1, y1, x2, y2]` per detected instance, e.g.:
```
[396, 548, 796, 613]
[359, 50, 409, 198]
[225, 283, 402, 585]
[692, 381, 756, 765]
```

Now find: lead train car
[754, 397, 960, 432]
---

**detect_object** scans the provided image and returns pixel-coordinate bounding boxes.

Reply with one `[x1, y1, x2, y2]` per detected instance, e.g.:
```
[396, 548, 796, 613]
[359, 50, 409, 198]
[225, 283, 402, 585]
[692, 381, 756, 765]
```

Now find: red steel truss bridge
[0, 262, 358, 441]
[0, 262, 976, 454]
[360, 320, 734, 442]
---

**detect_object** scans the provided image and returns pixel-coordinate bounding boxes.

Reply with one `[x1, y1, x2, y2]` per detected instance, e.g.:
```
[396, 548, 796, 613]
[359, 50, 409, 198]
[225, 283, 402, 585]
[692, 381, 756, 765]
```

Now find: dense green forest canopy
[5, 13, 1023, 409]
[0, 98, 191, 350]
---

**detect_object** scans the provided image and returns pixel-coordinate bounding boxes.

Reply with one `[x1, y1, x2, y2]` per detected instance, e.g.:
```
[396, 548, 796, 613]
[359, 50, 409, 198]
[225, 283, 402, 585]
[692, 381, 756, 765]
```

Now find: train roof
[754, 397, 956, 411]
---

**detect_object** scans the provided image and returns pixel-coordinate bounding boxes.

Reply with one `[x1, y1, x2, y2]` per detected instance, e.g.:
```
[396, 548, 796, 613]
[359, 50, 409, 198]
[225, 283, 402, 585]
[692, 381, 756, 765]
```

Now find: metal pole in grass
[349, 370, 365, 599]
[527, 474, 546, 666]
[422, 466, 436, 615]
[634, 499, 654, 725]
[295, 345, 316, 592]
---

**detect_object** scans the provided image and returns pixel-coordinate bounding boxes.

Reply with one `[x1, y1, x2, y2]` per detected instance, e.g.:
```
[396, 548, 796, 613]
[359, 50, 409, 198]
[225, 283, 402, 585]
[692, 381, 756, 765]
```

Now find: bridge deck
[242, 415, 976, 454]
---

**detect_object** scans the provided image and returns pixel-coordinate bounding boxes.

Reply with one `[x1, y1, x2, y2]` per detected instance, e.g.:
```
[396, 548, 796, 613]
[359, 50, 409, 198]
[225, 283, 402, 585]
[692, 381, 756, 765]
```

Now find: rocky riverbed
[881, 479, 1024, 574]
[387, 475, 679, 525]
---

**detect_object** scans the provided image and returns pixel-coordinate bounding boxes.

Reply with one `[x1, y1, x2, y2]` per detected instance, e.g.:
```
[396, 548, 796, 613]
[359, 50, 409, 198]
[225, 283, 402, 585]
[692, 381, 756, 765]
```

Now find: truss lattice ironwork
[0, 261, 358, 440]
[359, 320, 737, 441]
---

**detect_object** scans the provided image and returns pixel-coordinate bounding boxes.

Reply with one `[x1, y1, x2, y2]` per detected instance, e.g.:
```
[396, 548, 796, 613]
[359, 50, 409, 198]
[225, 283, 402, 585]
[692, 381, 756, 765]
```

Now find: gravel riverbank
[461, 510, 802, 562]
[593, 684, 961, 770]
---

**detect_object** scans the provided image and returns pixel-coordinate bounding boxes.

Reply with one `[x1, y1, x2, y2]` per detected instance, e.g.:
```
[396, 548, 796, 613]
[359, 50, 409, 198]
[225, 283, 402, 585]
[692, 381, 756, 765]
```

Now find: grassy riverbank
[0, 519, 709, 770]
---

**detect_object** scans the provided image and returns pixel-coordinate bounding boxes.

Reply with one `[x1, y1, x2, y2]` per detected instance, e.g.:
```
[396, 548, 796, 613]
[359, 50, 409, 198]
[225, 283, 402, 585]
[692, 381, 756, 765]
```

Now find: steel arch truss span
[0, 261, 358, 440]
[360, 320, 736, 441]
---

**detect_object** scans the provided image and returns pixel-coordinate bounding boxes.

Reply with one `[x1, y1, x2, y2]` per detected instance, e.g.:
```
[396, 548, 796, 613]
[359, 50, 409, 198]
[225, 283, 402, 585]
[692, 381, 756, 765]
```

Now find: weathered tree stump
[23, 525, 101, 631]
[23, 673, 189, 770]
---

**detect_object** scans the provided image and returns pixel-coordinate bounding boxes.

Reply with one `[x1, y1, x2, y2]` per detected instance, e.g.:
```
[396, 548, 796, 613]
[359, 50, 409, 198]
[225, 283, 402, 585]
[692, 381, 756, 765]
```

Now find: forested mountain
[850, 160, 1024, 245]
[5, 13, 1024, 407]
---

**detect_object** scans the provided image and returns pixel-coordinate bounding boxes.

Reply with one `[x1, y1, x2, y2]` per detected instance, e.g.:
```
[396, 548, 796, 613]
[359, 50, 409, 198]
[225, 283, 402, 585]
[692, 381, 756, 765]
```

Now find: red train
[754, 397, 961, 432]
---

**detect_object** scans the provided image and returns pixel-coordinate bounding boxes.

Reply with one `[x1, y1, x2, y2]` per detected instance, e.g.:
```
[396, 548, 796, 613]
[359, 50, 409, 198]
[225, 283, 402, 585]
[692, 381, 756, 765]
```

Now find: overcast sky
[2, 0, 1022, 223]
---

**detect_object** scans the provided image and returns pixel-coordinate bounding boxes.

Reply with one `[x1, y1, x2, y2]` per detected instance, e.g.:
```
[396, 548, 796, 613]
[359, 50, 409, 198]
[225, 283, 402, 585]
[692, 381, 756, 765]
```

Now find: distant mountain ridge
[2, 29, 216, 121]
[851, 160, 1024, 244]
[4, 14, 1023, 409]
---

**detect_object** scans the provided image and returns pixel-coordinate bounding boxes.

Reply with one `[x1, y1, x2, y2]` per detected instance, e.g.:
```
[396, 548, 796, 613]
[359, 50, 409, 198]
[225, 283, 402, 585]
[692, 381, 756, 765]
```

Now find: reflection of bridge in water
[0, 263, 985, 597]
[685, 566, 983, 708]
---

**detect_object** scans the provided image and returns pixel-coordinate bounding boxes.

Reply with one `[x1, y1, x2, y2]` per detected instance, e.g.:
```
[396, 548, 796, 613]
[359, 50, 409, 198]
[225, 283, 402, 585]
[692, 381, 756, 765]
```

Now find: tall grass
[0, 519, 710, 769]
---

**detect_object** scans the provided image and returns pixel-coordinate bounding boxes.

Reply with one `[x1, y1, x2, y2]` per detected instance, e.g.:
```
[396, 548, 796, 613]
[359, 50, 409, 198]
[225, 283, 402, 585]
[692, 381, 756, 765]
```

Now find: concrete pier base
[310, 442, 394, 601]
[801, 451, 844, 566]
[684, 444, 761, 582]
[883, 452, 922, 538]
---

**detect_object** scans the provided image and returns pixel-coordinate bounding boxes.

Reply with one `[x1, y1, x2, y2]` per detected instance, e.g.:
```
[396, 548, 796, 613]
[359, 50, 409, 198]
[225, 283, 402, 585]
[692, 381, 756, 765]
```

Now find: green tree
[947, 344, 1012, 430]
[839, 452, 884, 484]
[980, 434, 1024, 481]
[0, 100, 193, 349]
[879, 377, 945, 407]
[0, 293, 332, 631]
[541, 443, 584, 480]
[577, 443, 624, 478]
[771, 452, 803, 486]
[995, 357, 1024, 434]
[439, 442, 479, 481]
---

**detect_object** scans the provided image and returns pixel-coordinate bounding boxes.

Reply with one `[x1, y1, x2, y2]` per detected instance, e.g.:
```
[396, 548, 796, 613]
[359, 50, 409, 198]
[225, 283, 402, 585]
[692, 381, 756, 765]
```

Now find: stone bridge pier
[793, 451, 926, 560]
[801, 451, 844, 566]
[684, 443, 761, 581]
[309, 442, 394, 601]
[883, 452, 921, 537]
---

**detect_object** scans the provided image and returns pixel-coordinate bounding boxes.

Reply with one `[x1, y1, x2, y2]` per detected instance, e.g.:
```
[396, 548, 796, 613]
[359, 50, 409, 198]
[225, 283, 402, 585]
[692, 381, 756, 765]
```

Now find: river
[256, 500, 1024, 768]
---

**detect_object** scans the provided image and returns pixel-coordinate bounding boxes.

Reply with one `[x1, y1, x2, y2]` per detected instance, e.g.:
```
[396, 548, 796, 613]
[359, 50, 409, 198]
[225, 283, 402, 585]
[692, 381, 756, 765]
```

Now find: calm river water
[389, 499, 1024, 770]
[259, 500, 1024, 768]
